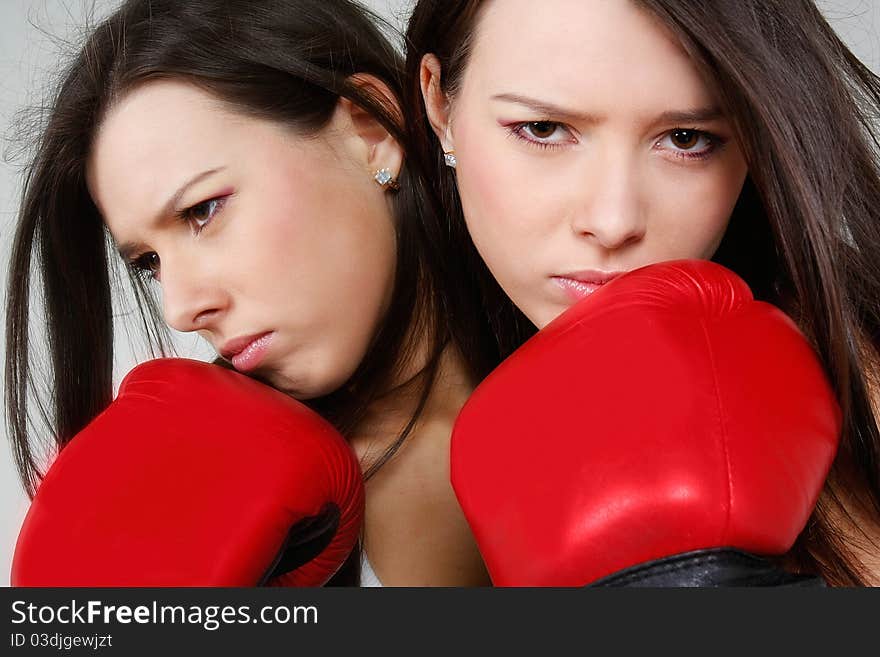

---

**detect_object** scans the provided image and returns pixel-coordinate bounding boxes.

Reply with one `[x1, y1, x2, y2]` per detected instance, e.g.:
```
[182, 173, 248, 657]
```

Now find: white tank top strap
[359, 550, 383, 587]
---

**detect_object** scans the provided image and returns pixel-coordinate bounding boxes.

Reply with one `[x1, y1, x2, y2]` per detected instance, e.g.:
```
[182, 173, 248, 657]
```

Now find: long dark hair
[5, 0, 491, 586]
[404, 0, 880, 586]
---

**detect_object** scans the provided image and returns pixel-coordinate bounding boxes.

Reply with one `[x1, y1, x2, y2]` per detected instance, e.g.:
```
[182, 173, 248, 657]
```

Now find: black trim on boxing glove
[257, 503, 341, 586]
[588, 548, 826, 587]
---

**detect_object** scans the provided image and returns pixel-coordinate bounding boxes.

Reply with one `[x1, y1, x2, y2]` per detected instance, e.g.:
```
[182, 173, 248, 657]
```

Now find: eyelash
[127, 196, 229, 281]
[507, 121, 574, 151]
[655, 129, 726, 160]
[506, 121, 726, 160]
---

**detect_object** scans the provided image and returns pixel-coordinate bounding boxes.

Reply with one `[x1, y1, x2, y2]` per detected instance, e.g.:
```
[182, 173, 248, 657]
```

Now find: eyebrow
[652, 107, 725, 125]
[491, 93, 603, 124]
[491, 92, 724, 128]
[115, 167, 225, 261]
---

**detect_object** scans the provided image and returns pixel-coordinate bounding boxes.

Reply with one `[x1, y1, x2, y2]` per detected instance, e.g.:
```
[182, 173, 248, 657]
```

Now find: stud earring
[373, 167, 400, 191]
[443, 150, 457, 168]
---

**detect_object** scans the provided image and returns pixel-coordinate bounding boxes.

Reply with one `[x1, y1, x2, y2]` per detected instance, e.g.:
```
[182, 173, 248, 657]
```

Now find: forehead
[86, 79, 316, 241]
[466, 0, 712, 106]
[88, 81, 234, 196]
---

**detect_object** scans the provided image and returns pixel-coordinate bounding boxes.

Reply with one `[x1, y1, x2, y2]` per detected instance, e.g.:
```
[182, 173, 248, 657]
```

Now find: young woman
[5, 0, 503, 587]
[405, 0, 880, 585]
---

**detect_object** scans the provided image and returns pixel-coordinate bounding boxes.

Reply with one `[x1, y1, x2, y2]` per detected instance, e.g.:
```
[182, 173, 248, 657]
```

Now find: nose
[569, 151, 646, 250]
[159, 251, 228, 334]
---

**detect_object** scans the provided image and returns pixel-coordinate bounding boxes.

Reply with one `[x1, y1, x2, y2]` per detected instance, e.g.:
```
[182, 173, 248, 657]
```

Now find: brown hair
[5, 0, 501, 586]
[404, 0, 880, 585]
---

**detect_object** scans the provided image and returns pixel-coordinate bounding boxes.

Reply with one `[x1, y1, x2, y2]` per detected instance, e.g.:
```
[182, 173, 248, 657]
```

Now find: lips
[219, 332, 274, 361]
[552, 270, 627, 302]
[557, 269, 627, 285]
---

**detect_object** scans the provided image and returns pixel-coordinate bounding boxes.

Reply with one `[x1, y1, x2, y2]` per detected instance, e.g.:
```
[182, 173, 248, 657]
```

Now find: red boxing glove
[452, 260, 842, 586]
[11, 358, 364, 586]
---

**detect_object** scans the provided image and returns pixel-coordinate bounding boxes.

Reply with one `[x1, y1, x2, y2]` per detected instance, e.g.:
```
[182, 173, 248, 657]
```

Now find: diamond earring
[443, 150, 457, 168]
[373, 168, 400, 191]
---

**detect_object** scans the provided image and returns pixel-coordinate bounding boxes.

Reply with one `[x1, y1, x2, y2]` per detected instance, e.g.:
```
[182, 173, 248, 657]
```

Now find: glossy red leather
[451, 260, 842, 586]
[12, 358, 364, 586]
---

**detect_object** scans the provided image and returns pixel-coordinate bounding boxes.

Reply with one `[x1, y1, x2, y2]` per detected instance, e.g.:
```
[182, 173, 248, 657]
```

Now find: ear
[335, 74, 404, 180]
[420, 54, 454, 152]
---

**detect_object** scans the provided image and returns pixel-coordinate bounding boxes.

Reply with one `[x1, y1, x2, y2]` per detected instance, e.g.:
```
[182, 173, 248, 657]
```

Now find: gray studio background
[1, 0, 878, 586]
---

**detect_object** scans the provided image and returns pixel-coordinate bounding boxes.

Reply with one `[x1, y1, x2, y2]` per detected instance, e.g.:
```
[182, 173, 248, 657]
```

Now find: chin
[248, 369, 316, 401]
[269, 359, 359, 401]
[525, 306, 556, 331]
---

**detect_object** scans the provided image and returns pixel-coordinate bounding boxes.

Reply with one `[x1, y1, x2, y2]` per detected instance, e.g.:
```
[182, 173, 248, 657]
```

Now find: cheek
[651, 162, 746, 258]
[457, 159, 543, 295]
[267, 196, 393, 316]
[239, 155, 371, 294]
[301, 211, 396, 395]
[278, 181, 395, 331]
[244, 195, 396, 399]
[455, 124, 557, 278]
[455, 122, 511, 243]
[234, 203, 306, 289]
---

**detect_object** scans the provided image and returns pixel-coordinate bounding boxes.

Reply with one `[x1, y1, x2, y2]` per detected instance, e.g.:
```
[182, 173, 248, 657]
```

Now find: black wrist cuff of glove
[588, 548, 826, 587]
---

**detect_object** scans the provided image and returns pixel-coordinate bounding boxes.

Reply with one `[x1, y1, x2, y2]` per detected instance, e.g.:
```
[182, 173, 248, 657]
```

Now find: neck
[350, 342, 475, 471]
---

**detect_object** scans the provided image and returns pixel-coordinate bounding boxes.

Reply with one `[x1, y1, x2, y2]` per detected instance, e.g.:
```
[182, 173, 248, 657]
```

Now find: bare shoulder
[355, 346, 490, 586]
[360, 415, 490, 586]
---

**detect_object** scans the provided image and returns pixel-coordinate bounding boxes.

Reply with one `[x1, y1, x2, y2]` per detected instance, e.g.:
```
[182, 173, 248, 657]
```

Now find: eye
[125, 194, 230, 281]
[524, 121, 562, 140]
[178, 197, 226, 231]
[655, 129, 723, 160]
[129, 252, 161, 282]
[509, 121, 575, 149]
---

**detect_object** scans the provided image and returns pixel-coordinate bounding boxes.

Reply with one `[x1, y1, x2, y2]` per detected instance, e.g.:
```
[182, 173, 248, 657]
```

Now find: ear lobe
[420, 54, 453, 151]
[340, 74, 404, 179]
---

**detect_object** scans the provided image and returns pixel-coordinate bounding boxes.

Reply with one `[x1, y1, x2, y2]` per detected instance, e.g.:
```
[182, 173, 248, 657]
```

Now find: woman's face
[88, 80, 402, 399]
[422, 0, 749, 328]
